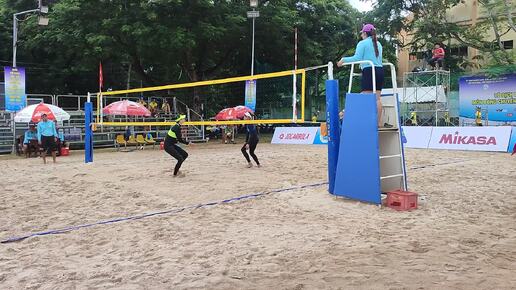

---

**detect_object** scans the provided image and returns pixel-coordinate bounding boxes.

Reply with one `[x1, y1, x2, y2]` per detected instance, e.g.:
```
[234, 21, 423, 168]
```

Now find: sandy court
[0, 143, 515, 289]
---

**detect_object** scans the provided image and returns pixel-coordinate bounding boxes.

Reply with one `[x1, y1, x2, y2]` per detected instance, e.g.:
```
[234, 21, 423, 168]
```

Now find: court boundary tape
[1, 182, 328, 244]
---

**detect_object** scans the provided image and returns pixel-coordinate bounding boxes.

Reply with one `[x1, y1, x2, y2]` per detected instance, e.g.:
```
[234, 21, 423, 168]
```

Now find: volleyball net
[93, 64, 331, 127]
[96, 69, 304, 126]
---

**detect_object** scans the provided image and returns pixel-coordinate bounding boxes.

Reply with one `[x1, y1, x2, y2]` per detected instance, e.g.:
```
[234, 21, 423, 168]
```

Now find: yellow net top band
[101, 69, 306, 96]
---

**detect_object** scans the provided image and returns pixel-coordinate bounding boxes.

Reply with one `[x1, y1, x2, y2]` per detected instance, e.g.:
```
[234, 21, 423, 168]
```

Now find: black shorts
[41, 135, 57, 154]
[361, 66, 384, 92]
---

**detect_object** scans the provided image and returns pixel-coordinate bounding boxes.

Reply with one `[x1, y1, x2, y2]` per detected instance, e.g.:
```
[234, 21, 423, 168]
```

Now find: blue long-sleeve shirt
[23, 130, 37, 144]
[245, 124, 259, 143]
[37, 121, 58, 142]
[342, 37, 383, 69]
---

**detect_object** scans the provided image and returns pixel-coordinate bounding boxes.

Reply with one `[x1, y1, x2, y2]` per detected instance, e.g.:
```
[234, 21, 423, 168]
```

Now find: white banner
[272, 127, 320, 144]
[402, 126, 432, 149]
[428, 126, 512, 152]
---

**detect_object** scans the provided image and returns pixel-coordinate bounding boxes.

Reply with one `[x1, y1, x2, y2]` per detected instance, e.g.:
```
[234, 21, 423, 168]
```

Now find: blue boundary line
[1, 182, 328, 244]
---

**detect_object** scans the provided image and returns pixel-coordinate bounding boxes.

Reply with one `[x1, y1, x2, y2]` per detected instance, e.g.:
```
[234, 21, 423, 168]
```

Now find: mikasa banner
[427, 126, 512, 152]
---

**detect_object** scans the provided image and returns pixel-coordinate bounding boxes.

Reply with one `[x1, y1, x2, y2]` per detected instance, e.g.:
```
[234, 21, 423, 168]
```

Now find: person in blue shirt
[337, 23, 391, 128]
[37, 114, 58, 164]
[241, 112, 260, 168]
[23, 124, 38, 157]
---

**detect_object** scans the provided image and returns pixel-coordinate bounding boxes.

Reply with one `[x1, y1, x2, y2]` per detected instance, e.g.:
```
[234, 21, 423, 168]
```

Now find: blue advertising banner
[245, 80, 256, 111]
[4, 66, 26, 111]
[459, 74, 516, 124]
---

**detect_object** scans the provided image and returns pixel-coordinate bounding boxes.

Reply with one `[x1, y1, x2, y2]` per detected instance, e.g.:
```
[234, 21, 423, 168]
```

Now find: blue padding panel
[326, 80, 340, 194]
[333, 93, 381, 204]
[84, 102, 93, 163]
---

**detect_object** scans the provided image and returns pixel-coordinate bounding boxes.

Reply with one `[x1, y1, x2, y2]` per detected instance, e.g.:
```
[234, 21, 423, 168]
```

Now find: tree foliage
[366, 0, 515, 71]
[0, 0, 360, 96]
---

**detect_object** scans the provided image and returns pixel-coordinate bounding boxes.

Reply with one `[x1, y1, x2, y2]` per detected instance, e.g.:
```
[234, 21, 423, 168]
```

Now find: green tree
[367, 0, 514, 71]
[1, 0, 360, 101]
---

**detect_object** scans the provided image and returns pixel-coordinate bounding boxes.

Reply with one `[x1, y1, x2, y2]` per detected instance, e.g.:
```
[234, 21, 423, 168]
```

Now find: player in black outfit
[241, 112, 260, 168]
[164, 115, 191, 176]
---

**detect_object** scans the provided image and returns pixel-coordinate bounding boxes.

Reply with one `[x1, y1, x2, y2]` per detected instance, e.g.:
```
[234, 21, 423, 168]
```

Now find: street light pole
[248, 0, 259, 76]
[12, 6, 48, 67]
[251, 10, 256, 76]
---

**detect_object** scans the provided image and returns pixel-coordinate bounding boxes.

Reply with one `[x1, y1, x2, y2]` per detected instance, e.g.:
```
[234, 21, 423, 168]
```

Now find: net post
[85, 92, 93, 163]
[328, 62, 334, 80]
[301, 70, 306, 122]
[292, 71, 297, 122]
[326, 79, 340, 194]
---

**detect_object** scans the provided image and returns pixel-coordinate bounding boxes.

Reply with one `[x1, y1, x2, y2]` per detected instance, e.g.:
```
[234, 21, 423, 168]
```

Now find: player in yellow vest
[164, 115, 192, 177]
[410, 111, 418, 126]
[475, 107, 483, 126]
[444, 111, 451, 126]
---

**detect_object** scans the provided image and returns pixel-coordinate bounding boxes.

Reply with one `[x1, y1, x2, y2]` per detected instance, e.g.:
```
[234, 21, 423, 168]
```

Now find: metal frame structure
[402, 70, 451, 126]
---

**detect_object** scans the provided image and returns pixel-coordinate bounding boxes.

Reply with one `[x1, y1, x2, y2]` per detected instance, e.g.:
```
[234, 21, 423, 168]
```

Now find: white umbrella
[14, 103, 71, 123]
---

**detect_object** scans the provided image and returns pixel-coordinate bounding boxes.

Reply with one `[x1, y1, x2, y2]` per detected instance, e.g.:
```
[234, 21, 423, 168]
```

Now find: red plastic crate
[386, 190, 418, 211]
[60, 147, 70, 156]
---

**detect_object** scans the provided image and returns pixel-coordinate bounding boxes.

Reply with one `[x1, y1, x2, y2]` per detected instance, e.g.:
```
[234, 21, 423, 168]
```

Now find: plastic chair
[127, 135, 138, 148]
[136, 134, 146, 150]
[115, 134, 126, 151]
[145, 134, 156, 149]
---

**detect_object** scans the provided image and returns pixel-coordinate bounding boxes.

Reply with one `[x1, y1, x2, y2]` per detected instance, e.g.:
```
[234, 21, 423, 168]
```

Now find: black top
[166, 124, 189, 145]
[245, 124, 259, 143]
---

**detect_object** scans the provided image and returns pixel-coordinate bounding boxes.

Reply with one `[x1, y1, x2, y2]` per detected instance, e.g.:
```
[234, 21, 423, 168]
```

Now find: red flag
[99, 62, 103, 92]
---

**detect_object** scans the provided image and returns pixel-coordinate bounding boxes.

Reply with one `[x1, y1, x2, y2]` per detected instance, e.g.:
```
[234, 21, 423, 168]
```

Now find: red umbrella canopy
[14, 103, 70, 123]
[103, 100, 151, 116]
[215, 106, 254, 121]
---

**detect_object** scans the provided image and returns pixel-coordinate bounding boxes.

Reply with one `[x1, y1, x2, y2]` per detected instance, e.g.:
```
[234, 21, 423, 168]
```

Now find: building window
[449, 46, 468, 56]
[502, 40, 513, 49]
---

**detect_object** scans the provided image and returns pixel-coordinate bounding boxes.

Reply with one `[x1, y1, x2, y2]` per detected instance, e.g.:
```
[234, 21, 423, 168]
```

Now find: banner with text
[245, 80, 257, 111]
[427, 126, 511, 152]
[271, 127, 327, 145]
[459, 74, 516, 124]
[4, 66, 26, 111]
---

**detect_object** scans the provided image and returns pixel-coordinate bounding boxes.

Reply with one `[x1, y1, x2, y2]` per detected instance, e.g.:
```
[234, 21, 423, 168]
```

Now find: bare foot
[247, 163, 253, 168]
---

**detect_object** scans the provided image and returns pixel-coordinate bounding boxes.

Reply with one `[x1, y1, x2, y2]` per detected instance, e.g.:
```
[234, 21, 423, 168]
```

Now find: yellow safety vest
[410, 112, 418, 125]
[475, 111, 482, 124]
[167, 123, 178, 139]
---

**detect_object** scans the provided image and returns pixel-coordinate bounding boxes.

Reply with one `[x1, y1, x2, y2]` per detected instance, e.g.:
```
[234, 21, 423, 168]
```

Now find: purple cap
[361, 24, 375, 33]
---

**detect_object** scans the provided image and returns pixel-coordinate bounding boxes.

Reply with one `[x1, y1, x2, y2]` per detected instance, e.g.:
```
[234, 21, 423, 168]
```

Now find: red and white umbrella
[14, 103, 70, 123]
[215, 106, 254, 121]
[102, 100, 151, 116]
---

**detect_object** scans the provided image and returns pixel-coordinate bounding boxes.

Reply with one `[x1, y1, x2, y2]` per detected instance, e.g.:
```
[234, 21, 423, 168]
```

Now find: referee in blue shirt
[37, 114, 59, 164]
[337, 23, 391, 128]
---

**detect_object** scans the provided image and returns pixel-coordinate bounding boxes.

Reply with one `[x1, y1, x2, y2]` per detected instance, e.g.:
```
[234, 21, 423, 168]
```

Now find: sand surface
[1, 143, 515, 289]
